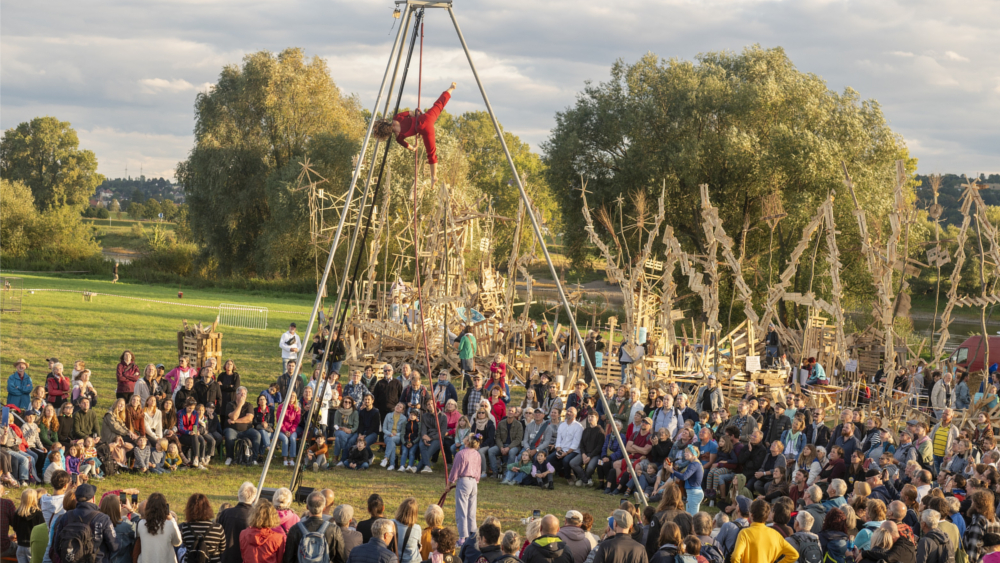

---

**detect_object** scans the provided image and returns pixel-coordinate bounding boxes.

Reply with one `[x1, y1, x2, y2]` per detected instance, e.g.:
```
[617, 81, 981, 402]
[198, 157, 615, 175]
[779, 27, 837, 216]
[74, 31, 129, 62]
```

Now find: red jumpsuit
[393, 90, 451, 164]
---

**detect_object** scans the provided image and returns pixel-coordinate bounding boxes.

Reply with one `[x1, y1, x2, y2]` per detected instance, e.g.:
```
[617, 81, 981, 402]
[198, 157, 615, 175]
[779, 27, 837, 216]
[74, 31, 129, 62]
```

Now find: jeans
[278, 432, 298, 458]
[334, 431, 358, 460]
[504, 470, 528, 484]
[933, 454, 944, 474]
[488, 446, 520, 475]
[257, 427, 273, 450]
[223, 428, 262, 459]
[477, 447, 491, 475]
[685, 487, 704, 515]
[352, 462, 370, 470]
[8, 450, 34, 482]
[401, 444, 418, 467]
[17, 546, 31, 563]
[363, 433, 378, 448]
[385, 435, 400, 466]
[570, 455, 600, 482]
[418, 439, 440, 470]
[20, 449, 40, 482]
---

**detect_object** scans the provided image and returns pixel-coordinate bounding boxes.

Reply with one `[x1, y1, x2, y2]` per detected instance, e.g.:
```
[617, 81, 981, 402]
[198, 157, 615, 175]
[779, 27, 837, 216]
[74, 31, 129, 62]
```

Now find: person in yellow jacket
[731, 498, 799, 563]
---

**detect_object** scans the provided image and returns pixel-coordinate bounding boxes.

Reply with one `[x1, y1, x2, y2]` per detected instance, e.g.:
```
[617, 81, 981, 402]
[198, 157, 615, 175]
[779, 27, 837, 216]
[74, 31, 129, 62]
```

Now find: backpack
[296, 521, 331, 563]
[56, 511, 98, 563]
[699, 544, 724, 563]
[233, 438, 254, 466]
[182, 535, 209, 563]
[792, 537, 822, 563]
[721, 521, 748, 563]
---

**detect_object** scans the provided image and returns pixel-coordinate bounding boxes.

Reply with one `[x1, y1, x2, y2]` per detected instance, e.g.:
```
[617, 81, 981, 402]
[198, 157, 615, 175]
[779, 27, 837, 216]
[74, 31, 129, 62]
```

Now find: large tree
[544, 45, 915, 326]
[177, 47, 364, 277]
[1, 117, 105, 210]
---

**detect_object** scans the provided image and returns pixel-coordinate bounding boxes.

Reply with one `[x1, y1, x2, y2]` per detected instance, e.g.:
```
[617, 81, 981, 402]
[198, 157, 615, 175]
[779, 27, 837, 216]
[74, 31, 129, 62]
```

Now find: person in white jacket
[930, 372, 954, 418]
[279, 323, 301, 373]
[552, 406, 583, 481]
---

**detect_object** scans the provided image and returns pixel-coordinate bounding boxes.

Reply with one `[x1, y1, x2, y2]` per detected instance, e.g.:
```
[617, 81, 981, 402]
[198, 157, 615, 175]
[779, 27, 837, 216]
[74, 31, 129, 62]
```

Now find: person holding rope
[374, 82, 457, 186]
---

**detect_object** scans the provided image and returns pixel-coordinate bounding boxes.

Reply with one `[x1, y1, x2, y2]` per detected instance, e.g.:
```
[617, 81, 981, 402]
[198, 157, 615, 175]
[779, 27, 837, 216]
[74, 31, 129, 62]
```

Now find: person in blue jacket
[6, 359, 33, 411]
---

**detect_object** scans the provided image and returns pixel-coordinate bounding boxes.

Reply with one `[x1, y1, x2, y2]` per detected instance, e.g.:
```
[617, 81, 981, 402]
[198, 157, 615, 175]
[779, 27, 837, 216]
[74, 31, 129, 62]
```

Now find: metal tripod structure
[258, 0, 647, 508]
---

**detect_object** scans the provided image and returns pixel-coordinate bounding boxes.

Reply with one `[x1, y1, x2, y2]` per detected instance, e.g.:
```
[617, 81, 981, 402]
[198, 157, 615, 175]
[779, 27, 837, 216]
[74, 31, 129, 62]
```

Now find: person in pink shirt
[165, 356, 196, 396]
[449, 434, 482, 545]
[277, 392, 301, 467]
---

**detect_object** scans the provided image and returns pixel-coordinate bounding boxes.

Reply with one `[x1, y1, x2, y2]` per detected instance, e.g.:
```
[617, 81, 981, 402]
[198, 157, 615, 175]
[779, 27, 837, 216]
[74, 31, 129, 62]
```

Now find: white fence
[219, 303, 269, 330]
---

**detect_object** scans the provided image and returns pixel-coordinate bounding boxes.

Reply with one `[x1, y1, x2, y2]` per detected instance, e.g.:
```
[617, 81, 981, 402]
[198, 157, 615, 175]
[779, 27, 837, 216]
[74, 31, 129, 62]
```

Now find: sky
[2, 0, 998, 182]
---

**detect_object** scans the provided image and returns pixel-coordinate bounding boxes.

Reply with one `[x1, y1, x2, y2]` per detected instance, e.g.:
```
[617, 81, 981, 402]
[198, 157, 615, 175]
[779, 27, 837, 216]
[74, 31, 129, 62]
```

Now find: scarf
[474, 416, 489, 431]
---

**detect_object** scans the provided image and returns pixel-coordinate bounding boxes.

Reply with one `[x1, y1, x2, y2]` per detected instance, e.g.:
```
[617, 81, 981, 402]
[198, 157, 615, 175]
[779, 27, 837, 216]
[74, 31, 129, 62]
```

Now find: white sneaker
[380, 458, 388, 468]
[398, 465, 407, 472]
[225, 458, 233, 466]
[336, 461, 345, 468]
[408, 466, 417, 473]
[421, 467, 433, 473]
[198, 463, 208, 471]
[387, 465, 395, 471]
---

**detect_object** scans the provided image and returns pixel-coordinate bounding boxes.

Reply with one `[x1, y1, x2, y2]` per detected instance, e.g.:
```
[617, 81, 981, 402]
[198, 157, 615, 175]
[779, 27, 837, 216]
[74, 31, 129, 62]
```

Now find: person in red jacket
[390, 82, 456, 185]
[45, 362, 71, 409]
[116, 350, 140, 402]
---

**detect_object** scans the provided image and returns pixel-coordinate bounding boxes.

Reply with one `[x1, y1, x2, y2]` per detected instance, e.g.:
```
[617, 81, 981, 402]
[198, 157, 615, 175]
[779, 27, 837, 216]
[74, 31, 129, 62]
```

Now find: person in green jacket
[457, 327, 477, 383]
[72, 398, 102, 439]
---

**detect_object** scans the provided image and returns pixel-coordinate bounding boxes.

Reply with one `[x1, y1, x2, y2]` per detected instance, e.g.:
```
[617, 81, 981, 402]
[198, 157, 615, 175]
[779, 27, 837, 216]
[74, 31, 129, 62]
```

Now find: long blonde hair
[16, 488, 39, 517]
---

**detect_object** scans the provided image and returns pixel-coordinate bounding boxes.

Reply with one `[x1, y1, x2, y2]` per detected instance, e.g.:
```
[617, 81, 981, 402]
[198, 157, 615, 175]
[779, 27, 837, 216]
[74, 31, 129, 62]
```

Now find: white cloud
[944, 51, 970, 62]
[889, 51, 916, 57]
[139, 78, 196, 93]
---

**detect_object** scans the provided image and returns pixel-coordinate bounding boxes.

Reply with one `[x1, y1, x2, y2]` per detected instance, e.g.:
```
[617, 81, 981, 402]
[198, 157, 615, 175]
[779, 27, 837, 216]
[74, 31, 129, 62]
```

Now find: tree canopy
[1, 117, 105, 210]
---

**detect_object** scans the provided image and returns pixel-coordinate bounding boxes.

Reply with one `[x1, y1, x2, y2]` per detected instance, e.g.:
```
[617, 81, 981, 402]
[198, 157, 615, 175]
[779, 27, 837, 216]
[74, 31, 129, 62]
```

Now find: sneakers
[587, 479, 594, 487]
[380, 458, 389, 468]
[311, 462, 319, 472]
[398, 465, 407, 472]
[198, 463, 208, 471]
[225, 458, 233, 466]
[575, 480, 583, 487]
[387, 465, 395, 471]
[408, 466, 417, 473]
[421, 467, 433, 473]
[336, 461, 345, 468]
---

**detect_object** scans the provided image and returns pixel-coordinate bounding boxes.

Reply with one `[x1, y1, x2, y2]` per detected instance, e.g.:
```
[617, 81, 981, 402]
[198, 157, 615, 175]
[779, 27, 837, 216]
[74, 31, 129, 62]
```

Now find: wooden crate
[177, 332, 223, 369]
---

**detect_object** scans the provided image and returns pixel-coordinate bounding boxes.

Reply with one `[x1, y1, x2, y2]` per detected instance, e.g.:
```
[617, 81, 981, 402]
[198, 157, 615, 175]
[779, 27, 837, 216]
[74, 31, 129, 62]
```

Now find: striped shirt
[933, 425, 950, 457]
[180, 520, 226, 563]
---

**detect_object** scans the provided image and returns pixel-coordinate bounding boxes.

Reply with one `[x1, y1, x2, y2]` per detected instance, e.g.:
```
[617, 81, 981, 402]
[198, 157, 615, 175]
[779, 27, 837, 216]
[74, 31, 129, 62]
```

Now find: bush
[96, 207, 110, 219]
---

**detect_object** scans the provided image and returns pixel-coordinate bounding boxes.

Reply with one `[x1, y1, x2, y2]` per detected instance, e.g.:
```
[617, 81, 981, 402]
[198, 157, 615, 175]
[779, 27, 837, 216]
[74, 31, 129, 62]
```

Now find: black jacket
[195, 377, 222, 410]
[219, 502, 253, 563]
[359, 407, 382, 437]
[592, 534, 647, 563]
[218, 371, 241, 406]
[884, 536, 916, 563]
[346, 538, 397, 563]
[915, 529, 951, 563]
[521, 536, 574, 563]
[477, 545, 508, 563]
[737, 441, 768, 478]
[50, 502, 119, 563]
[764, 413, 791, 445]
[374, 378, 403, 418]
[579, 426, 606, 459]
[284, 516, 347, 563]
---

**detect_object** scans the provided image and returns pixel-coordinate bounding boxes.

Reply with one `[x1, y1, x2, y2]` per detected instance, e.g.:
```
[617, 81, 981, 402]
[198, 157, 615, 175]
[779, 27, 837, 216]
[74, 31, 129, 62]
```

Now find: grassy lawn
[0, 274, 628, 528]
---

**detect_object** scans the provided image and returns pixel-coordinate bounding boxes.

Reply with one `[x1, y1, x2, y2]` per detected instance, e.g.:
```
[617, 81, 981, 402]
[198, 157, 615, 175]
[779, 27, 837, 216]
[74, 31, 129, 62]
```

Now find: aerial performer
[374, 82, 456, 185]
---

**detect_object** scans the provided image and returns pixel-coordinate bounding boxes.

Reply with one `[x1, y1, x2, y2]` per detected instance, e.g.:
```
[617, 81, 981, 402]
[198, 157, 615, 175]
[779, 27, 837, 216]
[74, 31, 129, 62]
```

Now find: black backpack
[700, 544, 724, 563]
[183, 535, 209, 563]
[792, 536, 823, 563]
[233, 438, 254, 466]
[56, 511, 98, 563]
[721, 521, 748, 563]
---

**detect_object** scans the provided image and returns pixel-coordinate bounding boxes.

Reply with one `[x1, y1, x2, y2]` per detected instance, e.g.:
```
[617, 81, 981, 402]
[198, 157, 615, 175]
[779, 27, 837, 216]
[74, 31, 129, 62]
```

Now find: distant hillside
[914, 173, 1000, 227]
[95, 176, 184, 204]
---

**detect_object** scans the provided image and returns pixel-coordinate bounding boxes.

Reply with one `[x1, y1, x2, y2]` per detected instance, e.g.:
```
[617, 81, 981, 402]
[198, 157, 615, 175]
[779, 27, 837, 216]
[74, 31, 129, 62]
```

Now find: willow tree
[544, 45, 915, 327]
[177, 48, 364, 277]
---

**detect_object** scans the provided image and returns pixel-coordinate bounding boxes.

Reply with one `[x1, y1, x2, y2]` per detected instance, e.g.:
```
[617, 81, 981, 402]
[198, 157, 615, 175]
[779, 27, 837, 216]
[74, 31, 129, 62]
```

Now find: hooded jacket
[557, 526, 597, 563]
[883, 535, 916, 563]
[521, 535, 574, 563]
[817, 530, 849, 563]
[115, 352, 140, 394]
[803, 503, 828, 534]
[240, 527, 286, 563]
[915, 529, 952, 563]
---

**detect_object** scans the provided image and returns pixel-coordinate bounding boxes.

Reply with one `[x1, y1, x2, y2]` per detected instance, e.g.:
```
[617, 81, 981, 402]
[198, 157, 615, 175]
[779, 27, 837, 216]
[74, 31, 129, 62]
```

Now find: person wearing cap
[591, 509, 645, 563]
[49, 483, 120, 563]
[7, 359, 33, 411]
[694, 375, 723, 415]
[715, 496, 751, 556]
[557, 510, 595, 563]
[279, 322, 302, 373]
[565, 381, 589, 413]
[865, 467, 898, 505]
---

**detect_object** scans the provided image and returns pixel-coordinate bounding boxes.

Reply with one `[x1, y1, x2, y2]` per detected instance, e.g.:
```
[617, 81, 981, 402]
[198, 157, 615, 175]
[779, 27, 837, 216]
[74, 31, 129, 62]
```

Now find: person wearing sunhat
[6, 359, 33, 411]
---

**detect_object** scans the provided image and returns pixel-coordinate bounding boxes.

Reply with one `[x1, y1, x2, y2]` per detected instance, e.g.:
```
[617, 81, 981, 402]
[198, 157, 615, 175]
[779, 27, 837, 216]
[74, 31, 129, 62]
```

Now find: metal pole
[255, 10, 410, 500]
[447, 6, 647, 507]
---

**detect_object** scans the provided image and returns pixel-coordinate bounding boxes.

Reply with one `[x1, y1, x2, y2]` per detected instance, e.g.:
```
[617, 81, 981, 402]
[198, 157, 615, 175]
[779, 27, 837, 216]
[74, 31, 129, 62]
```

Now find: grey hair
[238, 482, 257, 503]
[54, 362, 64, 371]
[237, 386, 248, 396]
[795, 511, 814, 531]
[921, 509, 940, 527]
[372, 518, 395, 540]
[333, 504, 354, 526]
[501, 531, 521, 555]
[612, 509, 632, 530]
[830, 479, 848, 497]
[272, 487, 293, 509]
[946, 496, 961, 513]
[806, 485, 823, 503]
[306, 492, 326, 515]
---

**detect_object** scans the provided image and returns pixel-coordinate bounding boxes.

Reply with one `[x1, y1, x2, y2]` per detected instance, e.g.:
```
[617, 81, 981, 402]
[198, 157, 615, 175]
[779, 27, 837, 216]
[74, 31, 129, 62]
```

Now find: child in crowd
[306, 435, 329, 471]
[696, 412, 710, 435]
[150, 439, 168, 474]
[527, 450, 554, 489]
[43, 451, 64, 484]
[453, 416, 471, 454]
[165, 442, 182, 471]
[133, 436, 153, 473]
[204, 404, 224, 451]
[631, 460, 660, 499]
[65, 445, 85, 477]
[261, 383, 282, 408]
[347, 436, 373, 470]
[400, 408, 421, 472]
[680, 536, 705, 563]
[42, 442, 64, 476]
[196, 403, 218, 459]
[82, 437, 102, 475]
[503, 450, 533, 486]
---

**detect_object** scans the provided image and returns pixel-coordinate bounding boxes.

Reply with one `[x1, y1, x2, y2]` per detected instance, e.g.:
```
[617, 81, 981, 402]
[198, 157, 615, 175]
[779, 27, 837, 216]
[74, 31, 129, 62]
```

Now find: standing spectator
[916, 510, 952, 563]
[593, 510, 646, 563]
[7, 359, 33, 411]
[279, 323, 302, 374]
[472, 522, 504, 563]
[1, 482, 15, 560]
[49, 484, 120, 563]
[115, 351, 140, 402]
[557, 511, 596, 563]
[346, 519, 395, 563]
[219, 360, 243, 409]
[929, 409, 959, 474]
[730, 499, 798, 563]
[135, 492, 182, 563]
[356, 494, 386, 544]
[457, 328, 477, 382]
[283, 491, 346, 563]
[45, 363, 70, 410]
[11, 489, 43, 563]
[394, 498, 422, 563]
[450, 434, 482, 543]
[180, 493, 227, 563]
[271, 488, 299, 535]
[219, 482, 257, 563]
[784, 512, 821, 559]
[225, 387, 262, 465]
[72, 369, 99, 408]
[670, 446, 705, 514]
[196, 368, 223, 412]
[240, 502, 286, 563]
[521, 515, 573, 563]
[335, 505, 363, 557]
[374, 367, 404, 423]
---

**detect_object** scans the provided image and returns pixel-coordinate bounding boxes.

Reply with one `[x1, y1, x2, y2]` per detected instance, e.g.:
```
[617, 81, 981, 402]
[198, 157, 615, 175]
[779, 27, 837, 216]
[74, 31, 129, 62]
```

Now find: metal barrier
[218, 303, 269, 330]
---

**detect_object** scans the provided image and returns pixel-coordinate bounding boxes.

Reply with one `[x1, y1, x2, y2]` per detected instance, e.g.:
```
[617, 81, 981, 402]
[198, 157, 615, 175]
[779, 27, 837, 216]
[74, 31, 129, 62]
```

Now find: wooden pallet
[177, 332, 223, 369]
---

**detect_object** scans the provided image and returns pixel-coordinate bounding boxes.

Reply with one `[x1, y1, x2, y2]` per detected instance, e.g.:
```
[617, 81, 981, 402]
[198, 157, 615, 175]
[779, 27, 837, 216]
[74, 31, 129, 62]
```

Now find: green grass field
[0, 274, 628, 530]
